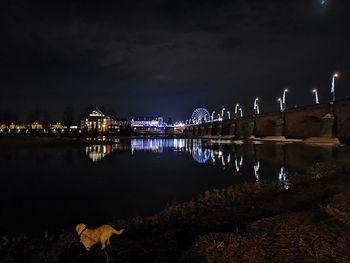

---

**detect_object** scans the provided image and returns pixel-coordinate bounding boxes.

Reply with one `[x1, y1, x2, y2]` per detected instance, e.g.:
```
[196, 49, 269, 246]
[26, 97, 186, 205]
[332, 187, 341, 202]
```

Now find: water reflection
[84, 138, 343, 184]
[234, 155, 244, 173]
[85, 145, 117, 162]
[278, 167, 289, 189]
[2, 137, 348, 236]
[254, 161, 260, 181]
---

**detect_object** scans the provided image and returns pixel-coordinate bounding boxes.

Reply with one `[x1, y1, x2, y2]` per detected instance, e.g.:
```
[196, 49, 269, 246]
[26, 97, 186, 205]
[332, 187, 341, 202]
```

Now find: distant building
[49, 122, 65, 134]
[81, 110, 111, 134]
[0, 124, 7, 133]
[131, 116, 168, 134]
[8, 123, 29, 134]
[31, 122, 43, 130]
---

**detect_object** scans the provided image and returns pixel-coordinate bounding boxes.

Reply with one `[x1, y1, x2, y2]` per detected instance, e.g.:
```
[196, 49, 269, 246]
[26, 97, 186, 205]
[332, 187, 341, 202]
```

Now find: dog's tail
[112, 228, 125, 235]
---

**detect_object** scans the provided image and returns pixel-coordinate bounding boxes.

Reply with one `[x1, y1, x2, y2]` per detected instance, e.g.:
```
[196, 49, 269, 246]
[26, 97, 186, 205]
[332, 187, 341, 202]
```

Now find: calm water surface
[0, 138, 349, 236]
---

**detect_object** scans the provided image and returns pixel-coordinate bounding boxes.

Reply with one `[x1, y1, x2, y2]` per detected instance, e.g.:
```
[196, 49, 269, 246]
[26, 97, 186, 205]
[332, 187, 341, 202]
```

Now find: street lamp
[211, 111, 215, 121]
[282, 89, 288, 109]
[238, 107, 243, 117]
[312, 89, 319, 104]
[203, 114, 207, 123]
[221, 108, 226, 120]
[235, 104, 240, 118]
[254, 98, 260, 114]
[277, 98, 283, 111]
[331, 72, 339, 102]
[218, 113, 222, 121]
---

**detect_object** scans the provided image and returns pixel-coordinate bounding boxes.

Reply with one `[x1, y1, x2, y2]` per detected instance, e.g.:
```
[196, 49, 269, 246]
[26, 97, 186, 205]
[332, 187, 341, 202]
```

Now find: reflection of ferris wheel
[191, 108, 210, 124]
[192, 147, 210, 164]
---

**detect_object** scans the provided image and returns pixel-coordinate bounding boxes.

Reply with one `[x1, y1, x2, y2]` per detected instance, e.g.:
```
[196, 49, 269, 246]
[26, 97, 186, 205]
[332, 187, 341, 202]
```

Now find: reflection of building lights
[85, 144, 116, 162]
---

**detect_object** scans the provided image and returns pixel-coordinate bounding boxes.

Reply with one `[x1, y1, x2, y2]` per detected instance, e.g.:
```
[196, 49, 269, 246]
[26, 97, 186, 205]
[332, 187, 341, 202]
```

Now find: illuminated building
[31, 122, 43, 131]
[0, 124, 7, 133]
[80, 109, 111, 134]
[131, 116, 167, 134]
[49, 122, 65, 134]
[8, 123, 29, 133]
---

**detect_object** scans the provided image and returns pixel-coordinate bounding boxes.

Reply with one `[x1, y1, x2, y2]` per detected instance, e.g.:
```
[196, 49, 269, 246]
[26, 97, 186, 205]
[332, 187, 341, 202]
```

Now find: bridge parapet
[184, 98, 350, 143]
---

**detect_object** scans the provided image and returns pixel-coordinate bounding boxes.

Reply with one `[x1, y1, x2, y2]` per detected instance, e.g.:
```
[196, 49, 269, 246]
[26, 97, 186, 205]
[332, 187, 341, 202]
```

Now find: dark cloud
[0, 0, 349, 121]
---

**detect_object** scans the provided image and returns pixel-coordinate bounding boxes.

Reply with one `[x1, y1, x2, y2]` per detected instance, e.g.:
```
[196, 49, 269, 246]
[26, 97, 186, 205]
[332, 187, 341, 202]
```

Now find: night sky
[1, 0, 350, 122]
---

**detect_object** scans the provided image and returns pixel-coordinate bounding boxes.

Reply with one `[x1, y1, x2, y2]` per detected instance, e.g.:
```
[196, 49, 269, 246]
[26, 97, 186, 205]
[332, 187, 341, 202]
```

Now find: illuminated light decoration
[227, 111, 231, 119]
[312, 89, 319, 104]
[331, 72, 339, 101]
[191, 108, 210, 124]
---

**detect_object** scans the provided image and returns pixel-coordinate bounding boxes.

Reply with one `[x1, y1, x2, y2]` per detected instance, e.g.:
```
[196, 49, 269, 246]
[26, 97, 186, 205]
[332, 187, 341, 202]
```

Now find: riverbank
[1, 162, 349, 262]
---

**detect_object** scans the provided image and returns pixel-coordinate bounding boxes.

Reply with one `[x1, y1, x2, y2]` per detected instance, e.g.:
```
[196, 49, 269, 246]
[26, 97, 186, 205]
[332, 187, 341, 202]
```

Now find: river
[0, 137, 349, 236]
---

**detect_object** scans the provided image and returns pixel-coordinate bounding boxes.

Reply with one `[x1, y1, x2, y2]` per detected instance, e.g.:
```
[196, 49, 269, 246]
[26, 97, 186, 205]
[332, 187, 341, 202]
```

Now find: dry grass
[188, 211, 350, 262]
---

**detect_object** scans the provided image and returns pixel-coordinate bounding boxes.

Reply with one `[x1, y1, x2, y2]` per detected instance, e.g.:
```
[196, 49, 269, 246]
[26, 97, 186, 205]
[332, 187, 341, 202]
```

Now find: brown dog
[75, 223, 125, 251]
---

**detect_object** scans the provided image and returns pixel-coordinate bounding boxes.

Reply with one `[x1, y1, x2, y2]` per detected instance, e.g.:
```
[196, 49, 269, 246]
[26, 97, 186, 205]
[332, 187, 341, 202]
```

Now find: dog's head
[75, 223, 87, 235]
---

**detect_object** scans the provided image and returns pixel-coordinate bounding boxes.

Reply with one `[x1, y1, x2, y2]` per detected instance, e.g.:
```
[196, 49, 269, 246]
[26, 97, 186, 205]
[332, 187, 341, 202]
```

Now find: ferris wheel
[191, 108, 210, 124]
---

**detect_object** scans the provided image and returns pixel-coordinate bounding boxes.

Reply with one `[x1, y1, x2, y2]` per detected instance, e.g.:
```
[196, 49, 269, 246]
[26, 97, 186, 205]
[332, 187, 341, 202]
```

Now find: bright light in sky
[321, 0, 327, 5]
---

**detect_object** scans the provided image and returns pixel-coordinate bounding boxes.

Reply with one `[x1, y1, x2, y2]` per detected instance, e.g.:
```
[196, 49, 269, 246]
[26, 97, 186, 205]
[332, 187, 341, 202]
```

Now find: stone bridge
[184, 98, 350, 144]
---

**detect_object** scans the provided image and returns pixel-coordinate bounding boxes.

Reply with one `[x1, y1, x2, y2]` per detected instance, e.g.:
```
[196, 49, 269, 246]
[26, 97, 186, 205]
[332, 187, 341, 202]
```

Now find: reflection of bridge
[83, 138, 345, 187]
[184, 99, 350, 144]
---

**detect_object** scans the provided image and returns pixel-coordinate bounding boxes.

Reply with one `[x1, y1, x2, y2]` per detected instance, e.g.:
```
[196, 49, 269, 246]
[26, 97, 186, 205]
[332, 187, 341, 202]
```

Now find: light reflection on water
[1, 137, 347, 236]
[85, 138, 291, 186]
